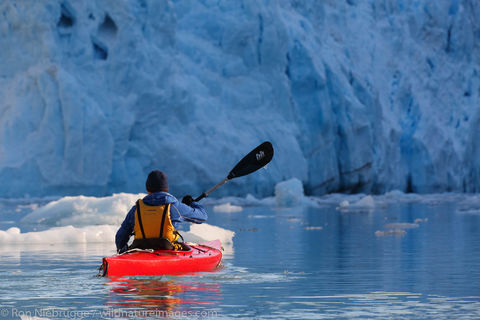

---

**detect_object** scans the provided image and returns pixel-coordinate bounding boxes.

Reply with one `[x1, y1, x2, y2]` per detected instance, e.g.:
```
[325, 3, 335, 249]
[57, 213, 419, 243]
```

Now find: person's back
[115, 170, 207, 253]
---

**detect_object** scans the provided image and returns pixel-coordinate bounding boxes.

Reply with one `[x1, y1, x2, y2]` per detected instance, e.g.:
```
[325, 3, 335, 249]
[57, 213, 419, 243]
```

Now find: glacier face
[0, 0, 479, 198]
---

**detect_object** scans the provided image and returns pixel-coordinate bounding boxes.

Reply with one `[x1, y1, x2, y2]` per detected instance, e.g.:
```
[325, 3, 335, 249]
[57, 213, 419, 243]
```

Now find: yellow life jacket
[133, 199, 179, 243]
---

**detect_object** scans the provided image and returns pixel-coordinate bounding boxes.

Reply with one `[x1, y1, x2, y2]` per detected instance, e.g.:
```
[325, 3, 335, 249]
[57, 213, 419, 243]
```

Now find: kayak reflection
[106, 276, 221, 314]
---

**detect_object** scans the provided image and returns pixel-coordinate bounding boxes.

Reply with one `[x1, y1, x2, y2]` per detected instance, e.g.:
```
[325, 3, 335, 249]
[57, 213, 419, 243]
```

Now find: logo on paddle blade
[256, 151, 265, 161]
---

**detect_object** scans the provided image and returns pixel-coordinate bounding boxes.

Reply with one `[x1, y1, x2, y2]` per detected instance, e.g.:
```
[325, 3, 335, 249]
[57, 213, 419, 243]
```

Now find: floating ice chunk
[0, 225, 117, 245]
[244, 193, 275, 206]
[186, 223, 235, 254]
[456, 195, 480, 214]
[384, 223, 419, 229]
[0, 221, 235, 254]
[274, 178, 318, 207]
[339, 200, 350, 208]
[355, 195, 375, 208]
[382, 192, 462, 205]
[5, 227, 20, 235]
[337, 195, 375, 212]
[376, 221, 420, 237]
[304, 226, 323, 231]
[203, 194, 275, 207]
[258, 197, 277, 206]
[245, 194, 258, 202]
[213, 202, 243, 212]
[385, 190, 406, 199]
[375, 230, 406, 237]
[248, 215, 274, 219]
[20, 193, 145, 227]
[16, 203, 39, 212]
[382, 190, 427, 203]
[187, 223, 235, 244]
[456, 209, 480, 214]
[275, 178, 305, 207]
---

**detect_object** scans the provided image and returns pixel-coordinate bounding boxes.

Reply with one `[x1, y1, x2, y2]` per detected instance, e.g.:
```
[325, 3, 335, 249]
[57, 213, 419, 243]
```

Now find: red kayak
[102, 240, 222, 277]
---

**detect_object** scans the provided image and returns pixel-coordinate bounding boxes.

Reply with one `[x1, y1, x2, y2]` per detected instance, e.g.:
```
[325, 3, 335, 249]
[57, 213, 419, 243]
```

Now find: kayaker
[115, 170, 207, 253]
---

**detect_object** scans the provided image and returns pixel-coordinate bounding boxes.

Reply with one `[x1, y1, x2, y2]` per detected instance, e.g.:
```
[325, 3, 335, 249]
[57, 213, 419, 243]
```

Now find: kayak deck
[102, 240, 222, 277]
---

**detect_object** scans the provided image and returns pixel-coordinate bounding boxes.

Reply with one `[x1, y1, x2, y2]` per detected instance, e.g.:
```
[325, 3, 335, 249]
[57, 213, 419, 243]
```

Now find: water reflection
[1, 198, 480, 319]
[105, 276, 221, 314]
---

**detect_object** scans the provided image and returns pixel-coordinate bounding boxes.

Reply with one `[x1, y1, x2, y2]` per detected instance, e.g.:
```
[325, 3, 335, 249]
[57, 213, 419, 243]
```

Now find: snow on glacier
[0, 0, 479, 198]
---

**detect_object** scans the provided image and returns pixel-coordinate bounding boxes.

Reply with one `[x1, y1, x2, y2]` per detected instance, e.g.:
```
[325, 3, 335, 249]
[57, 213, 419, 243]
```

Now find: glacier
[0, 0, 479, 198]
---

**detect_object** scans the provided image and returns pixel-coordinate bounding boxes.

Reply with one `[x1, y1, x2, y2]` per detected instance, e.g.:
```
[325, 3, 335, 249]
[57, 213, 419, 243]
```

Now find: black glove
[117, 245, 128, 254]
[182, 195, 194, 206]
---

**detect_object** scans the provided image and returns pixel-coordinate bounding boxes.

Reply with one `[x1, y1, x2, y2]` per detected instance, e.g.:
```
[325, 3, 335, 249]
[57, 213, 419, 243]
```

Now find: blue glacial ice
[0, 0, 479, 198]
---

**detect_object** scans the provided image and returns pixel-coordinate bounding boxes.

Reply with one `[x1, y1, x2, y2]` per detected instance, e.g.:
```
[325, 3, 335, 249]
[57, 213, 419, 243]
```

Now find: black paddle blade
[227, 141, 274, 180]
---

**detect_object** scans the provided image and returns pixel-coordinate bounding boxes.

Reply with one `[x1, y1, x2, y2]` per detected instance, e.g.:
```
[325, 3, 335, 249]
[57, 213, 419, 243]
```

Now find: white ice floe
[186, 223, 235, 254]
[213, 202, 243, 213]
[304, 226, 323, 231]
[338, 200, 350, 209]
[275, 178, 305, 207]
[383, 223, 419, 229]
[337, 195, 375, 212]
[20, 193, 145, 227]
[202, 194, 275, 207]
[455, 195, 480, 214]
[375, 221, 421, 237]
[375, 230, 406, 237]
[3, 193, 236, 252]
[381, 191, 464, 206]
[274, 178, 318, 207]
[0, 225, 117, 245]
[3, 189, 477, 252]
[248, 215, 275, 219]
[0, 222, 235, 255]
[206, 178, 318, 208]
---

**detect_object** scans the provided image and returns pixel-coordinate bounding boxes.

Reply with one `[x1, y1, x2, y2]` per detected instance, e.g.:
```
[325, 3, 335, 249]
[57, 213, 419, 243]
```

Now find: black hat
[146, 170, 169, 193]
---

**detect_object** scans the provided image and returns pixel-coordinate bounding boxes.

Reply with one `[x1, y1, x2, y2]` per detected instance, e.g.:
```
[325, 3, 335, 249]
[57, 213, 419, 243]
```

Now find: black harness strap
[175, 230, 184, 243]
[159, 203, 170, 238]
[136, 200, 146, 239]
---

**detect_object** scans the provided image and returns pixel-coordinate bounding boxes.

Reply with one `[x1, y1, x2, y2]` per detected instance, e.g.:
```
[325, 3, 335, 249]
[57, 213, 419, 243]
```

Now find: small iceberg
[274, 178, 318, 207]
[375, 229, 406, 237]
[304, 226, 323, 231]
[337, 195, 375, 212]
[213, 202, 243, 212]
[383, 223, 419, 229]
[20, 193, 144, 227]
[0, 225, 117, 244]
[376, 221, 421, 237]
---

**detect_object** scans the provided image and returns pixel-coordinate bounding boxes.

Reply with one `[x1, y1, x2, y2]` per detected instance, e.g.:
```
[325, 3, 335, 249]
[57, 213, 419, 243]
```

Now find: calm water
[1, 199, 480, 319]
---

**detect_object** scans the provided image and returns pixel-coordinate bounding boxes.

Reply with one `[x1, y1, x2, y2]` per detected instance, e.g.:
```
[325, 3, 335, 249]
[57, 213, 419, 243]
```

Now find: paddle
[194, 141, 274, 202]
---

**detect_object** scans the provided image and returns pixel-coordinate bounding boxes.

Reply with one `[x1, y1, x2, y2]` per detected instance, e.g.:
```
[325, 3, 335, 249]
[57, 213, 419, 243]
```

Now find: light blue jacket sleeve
[169, 200, 208, 225]
[115, 205, 135, 252]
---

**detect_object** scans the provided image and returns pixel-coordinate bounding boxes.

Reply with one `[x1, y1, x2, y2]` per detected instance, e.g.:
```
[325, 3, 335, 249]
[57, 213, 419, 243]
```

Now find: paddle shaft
[194, 178, 229, 202]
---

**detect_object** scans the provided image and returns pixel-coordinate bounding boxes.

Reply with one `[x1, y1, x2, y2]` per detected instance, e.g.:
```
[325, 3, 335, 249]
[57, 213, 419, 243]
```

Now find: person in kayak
[115, 170, 207, 253]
